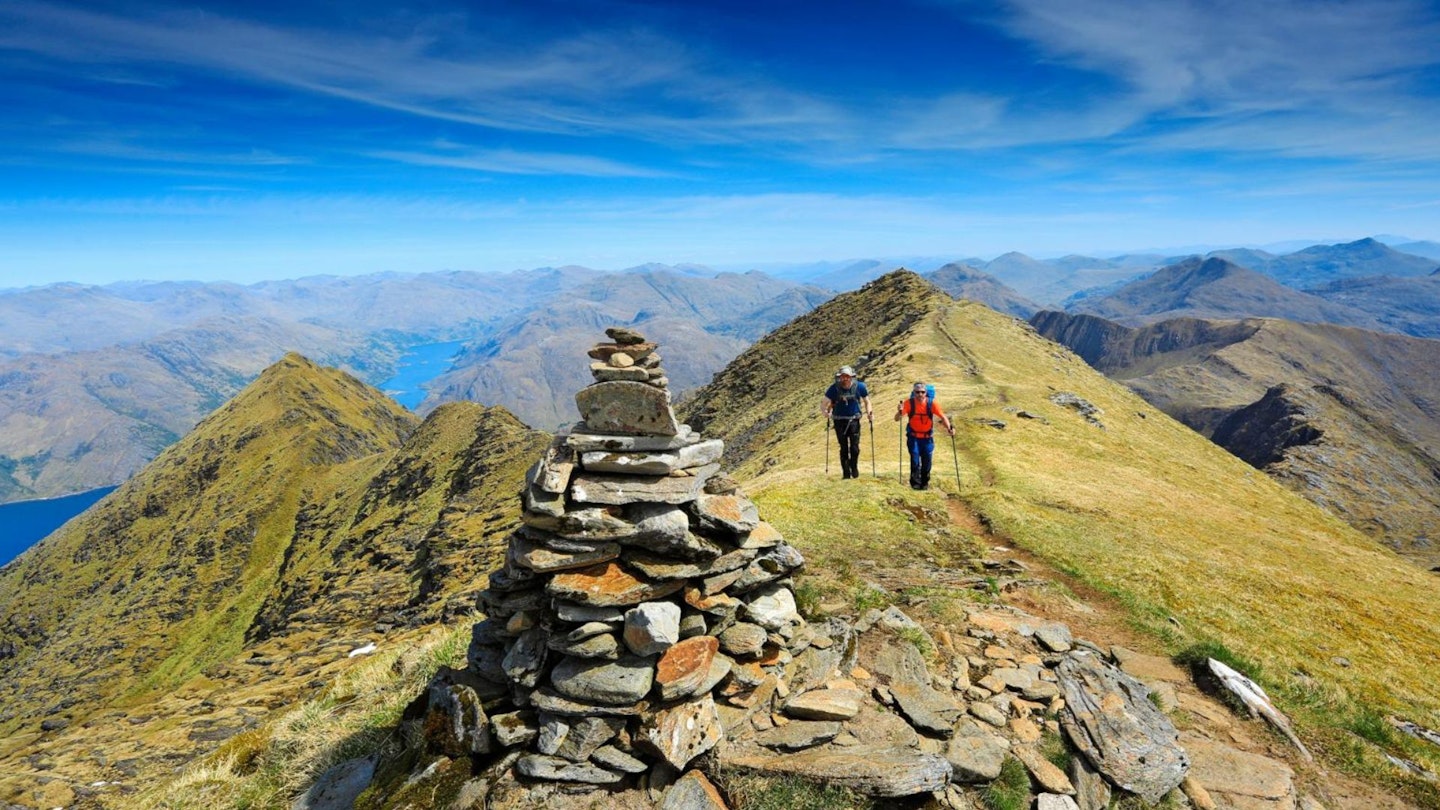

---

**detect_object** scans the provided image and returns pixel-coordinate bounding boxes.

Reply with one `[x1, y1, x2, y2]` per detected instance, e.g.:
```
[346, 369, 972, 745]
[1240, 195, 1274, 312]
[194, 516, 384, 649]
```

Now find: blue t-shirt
[825, 380, 868, 418]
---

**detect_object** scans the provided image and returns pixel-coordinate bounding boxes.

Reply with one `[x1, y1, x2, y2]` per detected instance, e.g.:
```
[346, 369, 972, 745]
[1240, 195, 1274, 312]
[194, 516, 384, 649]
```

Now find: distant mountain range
[2, 235, 1436, 507]
[418, 269, 831, 429]
[0, 266, 829, 504]
[1066, 257, 1389, 330]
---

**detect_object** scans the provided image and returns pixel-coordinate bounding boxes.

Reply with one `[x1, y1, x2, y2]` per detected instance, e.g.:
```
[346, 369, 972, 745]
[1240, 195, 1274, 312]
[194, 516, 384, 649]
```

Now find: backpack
[906, 390, 936, 436]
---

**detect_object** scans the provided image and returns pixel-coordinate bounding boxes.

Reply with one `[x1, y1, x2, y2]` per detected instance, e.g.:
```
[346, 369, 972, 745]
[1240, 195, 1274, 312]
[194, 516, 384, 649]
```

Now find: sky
[2, 0, 1439, 286]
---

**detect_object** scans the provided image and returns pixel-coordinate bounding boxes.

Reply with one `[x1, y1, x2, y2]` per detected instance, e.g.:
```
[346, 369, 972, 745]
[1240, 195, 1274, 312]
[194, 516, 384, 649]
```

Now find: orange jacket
[900, 396, 945, 437]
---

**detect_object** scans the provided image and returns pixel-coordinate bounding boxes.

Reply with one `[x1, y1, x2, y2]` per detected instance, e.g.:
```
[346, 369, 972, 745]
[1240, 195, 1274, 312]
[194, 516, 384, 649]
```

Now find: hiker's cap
[838, 366, 855, 377]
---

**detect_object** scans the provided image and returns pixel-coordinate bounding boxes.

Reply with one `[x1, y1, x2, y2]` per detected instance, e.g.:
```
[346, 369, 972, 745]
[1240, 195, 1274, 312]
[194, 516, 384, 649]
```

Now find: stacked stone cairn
[410, 327, 1197, 808]
[434, 326, 809, 799]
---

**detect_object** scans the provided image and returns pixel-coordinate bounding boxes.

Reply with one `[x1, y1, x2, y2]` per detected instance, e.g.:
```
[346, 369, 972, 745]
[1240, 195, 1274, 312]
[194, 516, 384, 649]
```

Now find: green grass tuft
[1174, 640, 1262, 682]
[982, 756, 1031, 810]
[896, 626, 935, 658]
[1039, 727, 1073, 773]
[721, 774, 870, 810]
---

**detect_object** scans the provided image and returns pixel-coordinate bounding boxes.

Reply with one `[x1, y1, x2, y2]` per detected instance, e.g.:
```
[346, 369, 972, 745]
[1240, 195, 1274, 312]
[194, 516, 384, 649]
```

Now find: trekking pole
[898, 420, 904, 484]
[824, 417, 831, 475]
[868, 414, 877, 478]
[950, 430, 962, 489]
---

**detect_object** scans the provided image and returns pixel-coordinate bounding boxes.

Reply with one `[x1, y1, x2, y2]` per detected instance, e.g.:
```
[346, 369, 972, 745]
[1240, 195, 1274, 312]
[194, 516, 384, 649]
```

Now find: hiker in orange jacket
[895, 381, 953, 490]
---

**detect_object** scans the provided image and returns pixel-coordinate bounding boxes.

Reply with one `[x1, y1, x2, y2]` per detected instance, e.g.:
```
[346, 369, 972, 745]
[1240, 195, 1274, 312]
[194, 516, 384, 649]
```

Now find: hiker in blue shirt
[822, 366, 872, 479]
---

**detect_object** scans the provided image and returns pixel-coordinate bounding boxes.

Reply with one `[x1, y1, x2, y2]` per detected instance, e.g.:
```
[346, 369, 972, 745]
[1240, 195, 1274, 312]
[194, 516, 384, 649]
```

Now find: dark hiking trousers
[835, 417, 861, 478]
[907, 435, 934, 488]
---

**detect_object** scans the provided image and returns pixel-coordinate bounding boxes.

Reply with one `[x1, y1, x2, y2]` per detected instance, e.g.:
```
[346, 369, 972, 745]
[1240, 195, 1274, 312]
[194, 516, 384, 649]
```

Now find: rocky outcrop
[1211, 384, 1323, 468]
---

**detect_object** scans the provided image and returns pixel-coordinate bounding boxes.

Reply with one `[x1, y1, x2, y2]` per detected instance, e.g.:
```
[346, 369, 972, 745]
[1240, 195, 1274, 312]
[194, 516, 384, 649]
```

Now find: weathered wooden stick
[1207, 658, 1312, 762]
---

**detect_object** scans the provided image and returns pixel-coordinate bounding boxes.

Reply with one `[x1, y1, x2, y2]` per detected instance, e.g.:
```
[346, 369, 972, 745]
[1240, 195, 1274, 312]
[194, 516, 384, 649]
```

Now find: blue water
[380, 340, 466, 410]
[0, 486, 118, 567]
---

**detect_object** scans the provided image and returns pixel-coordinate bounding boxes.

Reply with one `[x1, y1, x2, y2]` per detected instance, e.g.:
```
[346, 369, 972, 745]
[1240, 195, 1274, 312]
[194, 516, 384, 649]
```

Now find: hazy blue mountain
[968, 252, 1155, 305]
[1205, 247, 1278, 272]
[1262, 238, 1438, 288]
[1068, 257, 1384, 329]
[925, 263, 1041, 317]
[1393, 240, 1440, 261]
[810, 259, 894, 291]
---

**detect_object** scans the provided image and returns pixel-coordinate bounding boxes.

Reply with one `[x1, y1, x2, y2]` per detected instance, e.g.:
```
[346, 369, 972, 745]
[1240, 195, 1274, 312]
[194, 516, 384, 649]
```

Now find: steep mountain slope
[0, 354, 549, 804]
[1070, 256, 1384, 329]
[925, 262, 1041, 317]
[1031, 310, 1440, 563]
[422, 269, 831, 428]
[684, 270, 1440, 797]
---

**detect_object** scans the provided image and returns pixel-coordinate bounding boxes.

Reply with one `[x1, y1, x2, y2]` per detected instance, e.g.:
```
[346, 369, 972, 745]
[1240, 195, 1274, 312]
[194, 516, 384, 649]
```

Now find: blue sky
[2, 0, 1439, 286]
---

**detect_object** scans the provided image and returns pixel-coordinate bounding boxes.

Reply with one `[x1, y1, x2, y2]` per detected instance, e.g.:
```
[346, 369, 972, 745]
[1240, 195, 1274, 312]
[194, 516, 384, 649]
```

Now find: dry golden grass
[126, 621, 471, 810]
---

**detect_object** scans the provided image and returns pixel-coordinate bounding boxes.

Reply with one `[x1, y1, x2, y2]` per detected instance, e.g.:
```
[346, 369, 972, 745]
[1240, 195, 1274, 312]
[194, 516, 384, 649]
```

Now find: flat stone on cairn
[440, 327, 809, 790]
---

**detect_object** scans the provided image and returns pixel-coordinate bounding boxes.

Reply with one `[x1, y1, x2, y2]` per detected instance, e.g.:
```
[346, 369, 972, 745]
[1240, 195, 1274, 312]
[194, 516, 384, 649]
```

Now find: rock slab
[1057, 651, 1188, 803]
[723, 748, 953, 798]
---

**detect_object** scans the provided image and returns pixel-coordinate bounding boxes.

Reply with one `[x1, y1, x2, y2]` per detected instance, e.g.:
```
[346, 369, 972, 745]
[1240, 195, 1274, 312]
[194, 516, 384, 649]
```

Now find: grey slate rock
[553, 601, 625, 623]
[566, 426, 698, 452]
[729, 542, 806, 592]
[574, 380, 680, 436]
[624, 601, 682, 655]
[755, 720, 843, 750]
[945, 721, 1010, 782]
[1057, 651, 1188, 803]
[719, 622, 768, 657]
[744, 583, 802, 630]
[491, 711, 539, 748]
[515, 754, 624, 785]
[555, 716, 626, 762]
[502, 626, 548, 689]
[530, 687, 647, 717]
[591, 745, 649, 774]
[1036, 623, 1074, 652]
[550, 654, 655, 706]
[290, 755, 375, 810]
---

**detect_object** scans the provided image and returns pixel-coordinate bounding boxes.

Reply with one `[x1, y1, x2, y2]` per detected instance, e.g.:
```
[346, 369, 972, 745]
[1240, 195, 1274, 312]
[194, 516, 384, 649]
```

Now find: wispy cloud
[366, 148, 675, 178]
[973, 0, 1440, 157]
[59, 138, 301, 166]
[0, 2, 846, 146]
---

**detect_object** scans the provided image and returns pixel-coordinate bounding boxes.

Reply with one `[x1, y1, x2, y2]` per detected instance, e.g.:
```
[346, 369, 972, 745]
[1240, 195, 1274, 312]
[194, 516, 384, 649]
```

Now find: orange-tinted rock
[683, 585, 740, 613]
[547, 561, 684, 607]
[655, 636, 720, 701]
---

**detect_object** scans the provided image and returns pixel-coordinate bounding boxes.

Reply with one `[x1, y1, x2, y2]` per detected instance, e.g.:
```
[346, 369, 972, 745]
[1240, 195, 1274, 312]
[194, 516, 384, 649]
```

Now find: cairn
[431, 327, 808, 791]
